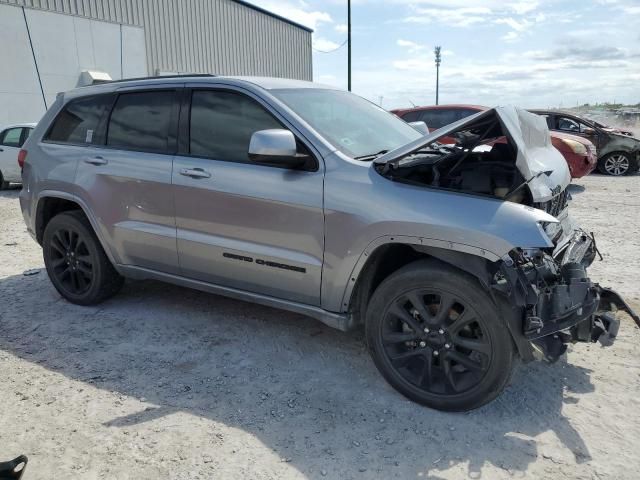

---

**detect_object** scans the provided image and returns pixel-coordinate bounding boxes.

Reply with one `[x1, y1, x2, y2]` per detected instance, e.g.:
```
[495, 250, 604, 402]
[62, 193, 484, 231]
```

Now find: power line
[313, 38, 348, 54]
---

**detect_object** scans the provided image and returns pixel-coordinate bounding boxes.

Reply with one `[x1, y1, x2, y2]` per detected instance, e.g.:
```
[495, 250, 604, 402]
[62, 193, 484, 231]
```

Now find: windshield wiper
[354, 149, 389, 161]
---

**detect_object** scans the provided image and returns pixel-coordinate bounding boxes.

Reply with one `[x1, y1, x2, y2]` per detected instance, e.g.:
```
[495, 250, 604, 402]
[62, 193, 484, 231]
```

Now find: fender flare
[35, 190, 119, 265]
[340, 234, 501, 312]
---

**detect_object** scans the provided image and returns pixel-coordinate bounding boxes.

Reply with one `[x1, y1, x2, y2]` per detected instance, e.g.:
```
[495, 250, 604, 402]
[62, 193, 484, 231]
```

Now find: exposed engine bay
[376, 122, 529, 204]
[374, 106, 571, 207]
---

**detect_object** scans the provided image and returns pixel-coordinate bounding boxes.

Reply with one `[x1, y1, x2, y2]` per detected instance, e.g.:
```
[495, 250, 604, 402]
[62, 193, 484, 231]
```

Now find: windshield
[271, 88, 422, 158]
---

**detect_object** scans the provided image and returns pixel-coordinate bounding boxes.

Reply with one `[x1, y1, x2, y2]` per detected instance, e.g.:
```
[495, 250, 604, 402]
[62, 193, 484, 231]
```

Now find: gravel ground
[1, 174, 639, 480]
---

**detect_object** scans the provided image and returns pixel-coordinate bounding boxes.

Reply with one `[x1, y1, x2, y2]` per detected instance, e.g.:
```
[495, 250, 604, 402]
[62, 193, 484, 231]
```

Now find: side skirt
[117, 265, 355, 332]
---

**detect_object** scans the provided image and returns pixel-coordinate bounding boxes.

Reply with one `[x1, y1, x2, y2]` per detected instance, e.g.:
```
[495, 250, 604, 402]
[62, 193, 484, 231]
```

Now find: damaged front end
[495, 230, 639, 361]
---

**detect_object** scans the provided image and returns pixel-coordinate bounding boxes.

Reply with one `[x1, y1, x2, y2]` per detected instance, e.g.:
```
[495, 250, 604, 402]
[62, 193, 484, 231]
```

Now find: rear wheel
[366, 260, 515, 411]
[43, 211, 124, 305]
[0, 171, 9, 189]
[598, 152, 637, 176]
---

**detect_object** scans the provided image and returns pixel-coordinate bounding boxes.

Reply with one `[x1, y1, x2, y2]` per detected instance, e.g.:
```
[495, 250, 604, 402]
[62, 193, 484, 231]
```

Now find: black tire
[597, 151, 638, 176]
[43, 210, 124, 305]
[0, 171, 9, 189]
[366, 259, 515, 411]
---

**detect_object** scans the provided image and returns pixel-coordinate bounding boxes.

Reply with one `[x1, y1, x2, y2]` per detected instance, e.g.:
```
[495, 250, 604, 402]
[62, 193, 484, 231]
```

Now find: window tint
[419, 109, 463, 129]
[400, 111, 421, 123]
[0, 128, 23, 147]
[107, 91, 174, 153]
[190, 90, 282, 162]
[558, 117, 582, 133]
[46, 95, 112, 144]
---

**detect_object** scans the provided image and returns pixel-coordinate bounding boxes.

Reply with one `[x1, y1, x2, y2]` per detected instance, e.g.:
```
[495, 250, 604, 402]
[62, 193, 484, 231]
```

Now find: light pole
[347, 0, 352, 91]
[434, 46, 441, 105]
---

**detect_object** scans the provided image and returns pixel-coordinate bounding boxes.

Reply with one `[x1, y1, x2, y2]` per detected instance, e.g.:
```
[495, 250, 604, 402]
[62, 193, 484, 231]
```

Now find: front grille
[544, 189, 569, 217]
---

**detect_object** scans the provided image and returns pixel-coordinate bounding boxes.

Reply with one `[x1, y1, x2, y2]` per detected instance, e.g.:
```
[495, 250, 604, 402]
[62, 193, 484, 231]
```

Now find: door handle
[84, 156, 108, 166]
[0, 148, 4, 152]
[179, 167, 211, 179]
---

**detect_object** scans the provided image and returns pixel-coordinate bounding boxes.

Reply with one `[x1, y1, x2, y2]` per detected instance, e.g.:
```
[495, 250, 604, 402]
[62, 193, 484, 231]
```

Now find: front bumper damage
[495, 229, 639, 362]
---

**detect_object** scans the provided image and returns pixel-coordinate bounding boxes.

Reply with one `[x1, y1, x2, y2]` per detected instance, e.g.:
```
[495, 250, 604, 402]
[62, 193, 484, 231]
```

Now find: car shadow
[567, 184, 586, 195]
[0, 270, 595, 478]
[0, 186, 21, 198]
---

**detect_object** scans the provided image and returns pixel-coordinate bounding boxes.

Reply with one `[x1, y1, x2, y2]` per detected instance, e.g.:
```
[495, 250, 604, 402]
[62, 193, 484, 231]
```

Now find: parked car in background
[391, 105, 597, 178]
[529, 110, 640, 176]
[0, 123, 35, 188]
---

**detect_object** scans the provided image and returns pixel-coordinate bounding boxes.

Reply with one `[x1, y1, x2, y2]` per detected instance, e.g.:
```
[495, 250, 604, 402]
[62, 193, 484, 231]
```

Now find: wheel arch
[35, 191, 119, 265]
[344, 236, 499, 325]
[346, 240, 534, 361]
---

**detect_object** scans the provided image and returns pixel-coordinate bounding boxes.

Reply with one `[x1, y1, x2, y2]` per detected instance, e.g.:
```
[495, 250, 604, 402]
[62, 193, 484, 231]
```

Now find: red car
[391, 104, 598, 179]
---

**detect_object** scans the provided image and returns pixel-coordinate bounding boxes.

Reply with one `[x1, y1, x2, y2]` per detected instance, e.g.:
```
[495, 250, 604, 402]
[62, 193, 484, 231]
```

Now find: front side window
[46, 95, 112, 144]
[190, 90, 282, 162]
[272, 88, 422, 158]
[0, 128, 23, 147]
[558, 117, 581, 132]
[107, 91, 174, 153]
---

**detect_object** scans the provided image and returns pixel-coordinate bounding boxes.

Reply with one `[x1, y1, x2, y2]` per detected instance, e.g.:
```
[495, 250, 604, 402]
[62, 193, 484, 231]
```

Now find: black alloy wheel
[366, 260, 515, 411]
[380, 289, 490, 396]
[48, 227, 94, 296]
[43, 211, 124, 305]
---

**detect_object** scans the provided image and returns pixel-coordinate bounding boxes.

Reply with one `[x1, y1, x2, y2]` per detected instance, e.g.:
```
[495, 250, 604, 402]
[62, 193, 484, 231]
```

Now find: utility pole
[347, 0, 352, 91]
[434, 46, 441, 105]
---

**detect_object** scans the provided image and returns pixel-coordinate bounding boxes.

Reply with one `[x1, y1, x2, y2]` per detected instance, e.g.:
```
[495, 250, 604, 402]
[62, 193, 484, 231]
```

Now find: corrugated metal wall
[0, 0, 313, 80]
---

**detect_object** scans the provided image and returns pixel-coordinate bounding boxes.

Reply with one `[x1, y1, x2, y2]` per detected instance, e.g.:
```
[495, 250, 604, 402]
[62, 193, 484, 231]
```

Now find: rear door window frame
[103, 88, 180, 155]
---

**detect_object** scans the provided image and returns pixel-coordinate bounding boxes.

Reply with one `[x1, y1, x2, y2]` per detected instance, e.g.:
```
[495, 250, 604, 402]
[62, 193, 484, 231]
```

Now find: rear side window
[419, 110, 458, 129]
[400, 111, 421, 123]
[107, 91, 174, 153]
[0, 127, 23, 147]
[46, 95, 112, 144]
[189, 90, 282, 162]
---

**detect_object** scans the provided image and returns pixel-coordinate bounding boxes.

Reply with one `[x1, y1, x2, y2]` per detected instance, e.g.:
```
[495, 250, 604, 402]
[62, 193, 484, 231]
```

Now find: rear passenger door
[71, 87, 181, 274]
[172, 87, 324, 306]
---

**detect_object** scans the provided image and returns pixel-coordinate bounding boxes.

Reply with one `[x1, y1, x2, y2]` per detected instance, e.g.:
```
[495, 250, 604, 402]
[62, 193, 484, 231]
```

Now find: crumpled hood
[374, 106, 571, 203]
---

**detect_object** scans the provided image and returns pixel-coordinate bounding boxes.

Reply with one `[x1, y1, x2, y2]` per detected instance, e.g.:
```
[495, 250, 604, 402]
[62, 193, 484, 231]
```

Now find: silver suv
[19, 75, 637, 411]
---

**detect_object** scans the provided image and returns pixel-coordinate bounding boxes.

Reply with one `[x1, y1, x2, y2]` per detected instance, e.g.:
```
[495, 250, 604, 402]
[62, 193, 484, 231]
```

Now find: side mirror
[409, 121, 429, 135]
[583, 127, 596, 136]
[248, 129, 305, 168]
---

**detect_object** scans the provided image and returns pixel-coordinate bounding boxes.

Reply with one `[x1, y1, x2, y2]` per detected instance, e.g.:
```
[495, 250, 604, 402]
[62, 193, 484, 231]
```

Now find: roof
[1, 123, 37, 129]
[233, 0, 313, 32]
[67, 75, 338, 98]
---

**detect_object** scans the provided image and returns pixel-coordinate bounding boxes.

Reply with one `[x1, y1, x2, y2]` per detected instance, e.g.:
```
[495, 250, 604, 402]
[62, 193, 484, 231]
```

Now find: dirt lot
[1, 174, 639, 480]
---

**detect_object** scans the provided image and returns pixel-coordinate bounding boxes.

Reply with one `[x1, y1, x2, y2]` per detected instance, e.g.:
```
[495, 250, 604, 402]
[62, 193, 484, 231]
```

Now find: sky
[247, 0, 640, 109]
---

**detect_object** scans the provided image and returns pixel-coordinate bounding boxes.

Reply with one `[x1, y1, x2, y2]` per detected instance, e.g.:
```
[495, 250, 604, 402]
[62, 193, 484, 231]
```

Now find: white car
[0, 123, 36, 188]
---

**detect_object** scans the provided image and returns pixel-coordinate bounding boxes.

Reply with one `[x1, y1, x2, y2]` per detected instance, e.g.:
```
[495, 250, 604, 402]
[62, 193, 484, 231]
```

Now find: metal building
[0, 0, 313, 125]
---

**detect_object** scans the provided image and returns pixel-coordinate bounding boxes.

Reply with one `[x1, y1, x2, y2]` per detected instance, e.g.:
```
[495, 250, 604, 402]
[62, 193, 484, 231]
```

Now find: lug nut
[433, 350, 439, 356]
[419, 341, 426, 348]
[423, 327, 429, 333]
[444, 343, 451, 349]
[438, 329, 445, 335]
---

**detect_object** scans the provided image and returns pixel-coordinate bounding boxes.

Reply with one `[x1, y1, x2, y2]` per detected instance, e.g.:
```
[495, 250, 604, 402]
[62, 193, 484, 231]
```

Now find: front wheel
[366, 260, 515, 411]
[598, 152, 637, 176]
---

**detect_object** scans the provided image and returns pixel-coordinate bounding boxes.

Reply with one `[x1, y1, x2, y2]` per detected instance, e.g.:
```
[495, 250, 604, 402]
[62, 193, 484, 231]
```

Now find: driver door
[172, 87, 325, 306]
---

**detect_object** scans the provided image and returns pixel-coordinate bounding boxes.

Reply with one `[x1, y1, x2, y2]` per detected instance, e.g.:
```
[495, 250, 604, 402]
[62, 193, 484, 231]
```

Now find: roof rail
[106, 73, 217, 84]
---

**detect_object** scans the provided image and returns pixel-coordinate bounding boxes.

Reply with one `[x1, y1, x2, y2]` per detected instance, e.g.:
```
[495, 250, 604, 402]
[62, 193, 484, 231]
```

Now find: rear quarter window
[46, 95, 113, 145]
